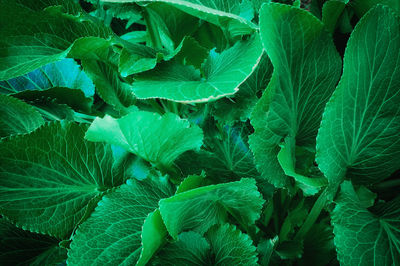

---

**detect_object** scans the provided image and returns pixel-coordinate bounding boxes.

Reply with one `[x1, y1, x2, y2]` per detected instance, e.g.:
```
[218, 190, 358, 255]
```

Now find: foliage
[1, 0, 400, 265]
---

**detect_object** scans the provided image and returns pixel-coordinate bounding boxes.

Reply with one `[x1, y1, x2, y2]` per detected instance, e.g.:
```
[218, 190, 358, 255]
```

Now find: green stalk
[142, 8, 163, 50]
[294, 188, 328, 240]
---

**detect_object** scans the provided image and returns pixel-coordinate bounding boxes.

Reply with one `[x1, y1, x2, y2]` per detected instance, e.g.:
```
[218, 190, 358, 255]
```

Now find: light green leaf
[0, 122, 126, 238]
[68, 177, 174, 265]
[85, 111, 203, 168]
[0, 3, 112, 80]
[159, 178, 264, 238]
[0, 219, 67, 266]
[316, 5, 400, 186]
[207, 224, 258, 266]
[102, 0, 256, 37]
[250, 3, 341, 188]
[131, 35, 263, 103]
[0, 94, 44, 138]
[332, 181, 400, 265]
[176, 174, 208, 194]
[154, 231, 211, 265]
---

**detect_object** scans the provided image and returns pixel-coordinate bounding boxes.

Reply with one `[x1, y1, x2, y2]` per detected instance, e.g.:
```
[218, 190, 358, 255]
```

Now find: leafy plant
[1, 0, 400, 265]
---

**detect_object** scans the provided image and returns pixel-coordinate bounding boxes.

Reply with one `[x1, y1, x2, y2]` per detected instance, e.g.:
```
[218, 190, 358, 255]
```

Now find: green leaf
[155, 224, 258, 265]
[82, 59, 136, 111]
[154, 231, 211, 265]
[351, 0, 400, 16]
[0, 3, 112, 80]
[137, 210, 168, 266]
[332, 181, 400, 265]
[176, 126, 260, 183]
[0, 219, 67, 266]
[249, 3, 341, 188]
[0, 94, 44, 138]
[68, 177, 174, 265]
[0, 122, 126, 238]
[131, 35, 263, 103]
[322, 0, 347, 33]
[213, 52, 273, 123]
[102, 0, 256, 37]
[207, 224, 258, 266]
[159, 178, 264, 238]
[85, 110, 203, 168]
[13, 0, 83, 15]
[176, 174, 208, 194]
[316, 5, 400, 186]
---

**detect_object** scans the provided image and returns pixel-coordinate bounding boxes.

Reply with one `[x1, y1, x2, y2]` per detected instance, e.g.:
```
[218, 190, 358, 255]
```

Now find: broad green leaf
[13, 0, 82, 15]
[332, 181, 400, 265]
[0, 219, 67, 266]
[86, 111, 203, 168]
[131, 35, 263, 103]
[213, 52, 273, 123]
[316, 5, 400, 186]
[153, 231, 211, 265]
[0, 94, 44, 138]
[82, 59, 136, 112]
[68, 177, 174, 265]
[322, 0, 348, 33]
[159, 178, 264, 238]
[351, 0, 400, 16]
[176, 126, 260, 183]
[0, 122, 126, 238]
[207, 224, 258, 266]
[250, 3, 341, 188]
[0, 3, 112, 80]
[102, 0, 256, 37]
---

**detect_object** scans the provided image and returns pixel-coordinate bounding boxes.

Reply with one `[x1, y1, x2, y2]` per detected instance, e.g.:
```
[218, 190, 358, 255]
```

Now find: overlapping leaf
[67, 177, 174, 265]
[0, 122, 126, 238]
[0, 95, 44, 138]
[0, 219, 67, 266]
[85, 110, 203, 168]
[159, 178, 264, 238]
[316, 5, 400, 186]
[131, 35, 263, 103]
[332, 181, 400, 265]
[250, 3, 341, 188]
[0, 2, 112, 80]
[102, 0, 256, 36]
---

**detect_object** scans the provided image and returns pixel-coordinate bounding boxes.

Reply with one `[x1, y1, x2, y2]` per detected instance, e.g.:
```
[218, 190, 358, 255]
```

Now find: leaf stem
[373, 179, 400, 190]
[142, 8, 163, 50]
[294, 188, 328, 240]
